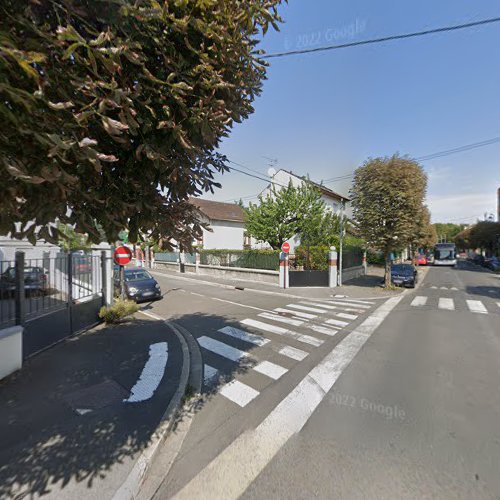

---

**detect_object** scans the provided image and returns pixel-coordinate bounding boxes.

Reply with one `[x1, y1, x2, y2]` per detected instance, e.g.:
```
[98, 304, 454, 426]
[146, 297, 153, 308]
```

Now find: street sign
[114, 246, 132, 266]
[281, 242, 290, 253]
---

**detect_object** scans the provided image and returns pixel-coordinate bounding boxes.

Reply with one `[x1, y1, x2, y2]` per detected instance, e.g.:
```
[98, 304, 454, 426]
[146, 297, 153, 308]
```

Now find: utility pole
[338, 201, 345, 286]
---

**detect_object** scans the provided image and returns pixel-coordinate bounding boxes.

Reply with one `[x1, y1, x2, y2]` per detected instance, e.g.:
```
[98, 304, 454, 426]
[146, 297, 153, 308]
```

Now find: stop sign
[114, 246, 132, 266]
[281, 242, 290, 253]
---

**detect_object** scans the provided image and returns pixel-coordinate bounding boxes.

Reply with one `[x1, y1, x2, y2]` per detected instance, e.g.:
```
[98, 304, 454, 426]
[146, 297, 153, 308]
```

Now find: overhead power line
[321, 134, 500, 185]
[263, 16, 500, 59]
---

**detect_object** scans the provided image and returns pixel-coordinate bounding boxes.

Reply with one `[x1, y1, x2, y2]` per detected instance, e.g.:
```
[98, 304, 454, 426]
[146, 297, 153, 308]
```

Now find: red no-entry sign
[281, 242, 290, 253]
[114, 246, 132, 266]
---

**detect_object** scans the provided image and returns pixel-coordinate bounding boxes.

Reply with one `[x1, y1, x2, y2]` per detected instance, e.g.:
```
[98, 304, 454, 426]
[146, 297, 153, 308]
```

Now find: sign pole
[120, 265, 125, 300]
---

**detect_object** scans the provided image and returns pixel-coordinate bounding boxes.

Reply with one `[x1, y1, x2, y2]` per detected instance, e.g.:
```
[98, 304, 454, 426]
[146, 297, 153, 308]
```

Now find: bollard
[362, 251, 367, 275]
[329, 246, 338, 288]
[279, 252, 289, 289]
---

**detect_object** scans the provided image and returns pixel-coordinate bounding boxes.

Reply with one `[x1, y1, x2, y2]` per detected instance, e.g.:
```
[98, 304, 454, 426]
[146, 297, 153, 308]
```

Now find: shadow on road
[0, 318, 183, 500]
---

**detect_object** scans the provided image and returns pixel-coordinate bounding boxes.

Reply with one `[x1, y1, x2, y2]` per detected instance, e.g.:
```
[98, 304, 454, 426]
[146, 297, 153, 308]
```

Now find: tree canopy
[350, 155, 427, 285]
[454, 221, 500, 254]
[0, 0, 284, 247]
[433, 223, 466, 243]
[413, 206, 437, 250]
[244, 181, 327, 250]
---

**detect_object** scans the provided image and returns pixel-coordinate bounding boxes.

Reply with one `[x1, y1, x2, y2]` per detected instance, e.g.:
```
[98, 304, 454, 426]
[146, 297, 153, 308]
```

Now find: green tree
[57, 223, 91, 252]
[413, 206, 437, 250]
[350, 155, 427, 286]
[0, 0, 284, 247]
[245, 181, 326, 250]
[433, 223, 466, 243]
[468, 221, 500, 255]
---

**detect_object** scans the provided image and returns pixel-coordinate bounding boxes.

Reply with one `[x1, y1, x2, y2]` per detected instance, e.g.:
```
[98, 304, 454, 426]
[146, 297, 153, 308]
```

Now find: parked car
[416, 254, 428, 266]
[484, 257, 500, 272]
[391, 264, 417, 288]
[73, 254, 92, 275]
[470, 254, 485, 266]
[113, 267, 162, 302]
[0, 266, 48, 296]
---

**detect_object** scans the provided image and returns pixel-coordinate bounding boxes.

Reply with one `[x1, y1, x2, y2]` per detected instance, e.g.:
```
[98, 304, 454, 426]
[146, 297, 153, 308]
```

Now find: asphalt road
[144, 263, 500, 499]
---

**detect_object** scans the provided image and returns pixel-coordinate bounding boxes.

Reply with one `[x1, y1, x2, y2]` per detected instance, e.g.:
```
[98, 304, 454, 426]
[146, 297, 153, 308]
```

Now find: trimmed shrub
[99, 298, 139, 324]
[366, 249, 385, 266]
[295, 245, 329, 270]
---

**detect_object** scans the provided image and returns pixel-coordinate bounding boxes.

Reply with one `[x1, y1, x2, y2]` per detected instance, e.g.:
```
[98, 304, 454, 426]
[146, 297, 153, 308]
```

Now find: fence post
[329, 246, 338, 288]
[15, 251, 26, 326]
[101, 251, 112, 306]
[179, 251, 185, 273]
[67, 252, 73, 332]
[362, 251, 367, 275]
[279, 252, 289, 289]
[195, 251, 200, 274]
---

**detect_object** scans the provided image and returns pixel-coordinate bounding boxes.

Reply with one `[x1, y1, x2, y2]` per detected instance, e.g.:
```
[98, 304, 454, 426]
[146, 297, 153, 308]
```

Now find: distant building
[189, 198, 250, 250]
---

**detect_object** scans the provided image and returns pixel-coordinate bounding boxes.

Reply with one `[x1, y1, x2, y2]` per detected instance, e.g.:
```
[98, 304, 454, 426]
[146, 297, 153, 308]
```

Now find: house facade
[190, 198, 249, 250]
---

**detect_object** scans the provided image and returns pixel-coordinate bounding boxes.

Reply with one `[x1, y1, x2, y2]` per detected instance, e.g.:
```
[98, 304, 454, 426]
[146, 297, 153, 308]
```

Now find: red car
[416, 254, 428, 266]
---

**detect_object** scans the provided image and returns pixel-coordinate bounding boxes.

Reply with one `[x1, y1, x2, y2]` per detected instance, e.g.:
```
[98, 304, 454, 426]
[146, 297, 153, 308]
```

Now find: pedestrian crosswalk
[198, 298, 376, 408]
[410, 295, 498, 314]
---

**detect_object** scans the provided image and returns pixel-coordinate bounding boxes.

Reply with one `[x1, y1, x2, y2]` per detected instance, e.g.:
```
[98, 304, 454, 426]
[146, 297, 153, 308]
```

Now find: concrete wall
[0, 326, 22, 380]
[342, 265, 365, 282]
[154, 261, 279, 284]
[202, 220, 245, 250]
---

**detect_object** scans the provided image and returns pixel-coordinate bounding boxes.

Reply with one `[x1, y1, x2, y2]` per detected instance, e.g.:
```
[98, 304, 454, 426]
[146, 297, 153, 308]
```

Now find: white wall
[202, 220, 245, 250]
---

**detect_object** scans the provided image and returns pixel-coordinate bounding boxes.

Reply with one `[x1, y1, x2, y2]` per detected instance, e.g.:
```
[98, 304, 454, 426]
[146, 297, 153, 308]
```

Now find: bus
[433, 243, 457, 267]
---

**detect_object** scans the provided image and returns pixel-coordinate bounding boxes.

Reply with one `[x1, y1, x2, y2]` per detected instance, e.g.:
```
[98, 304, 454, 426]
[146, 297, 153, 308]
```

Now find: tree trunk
[384, 251, 392, 287]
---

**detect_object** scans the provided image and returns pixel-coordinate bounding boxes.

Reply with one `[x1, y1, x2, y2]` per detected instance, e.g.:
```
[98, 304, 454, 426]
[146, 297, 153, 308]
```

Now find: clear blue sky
[205, 0, 500, 223]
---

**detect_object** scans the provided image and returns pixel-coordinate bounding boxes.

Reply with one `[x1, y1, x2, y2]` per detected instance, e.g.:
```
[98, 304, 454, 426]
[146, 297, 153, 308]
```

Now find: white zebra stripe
[219, 380, 259, 407]
[307, 324, 339, 337]
[466, 300, 488, 314]
[286, 304, 329, 314]
[258, 312, 304, 327]
[438, 298, 455, 311]
[276, 345, 309, 361]
[325, 318, 349, 328]
[241, 319, 323, 347]
[411, 296, 427, 307]
[336, 312, 358, 320]
[274, 308, 317, 319]
[218, 326, 270, 347]
[253, 361, 288, 380]
[198, 336, 248, 362]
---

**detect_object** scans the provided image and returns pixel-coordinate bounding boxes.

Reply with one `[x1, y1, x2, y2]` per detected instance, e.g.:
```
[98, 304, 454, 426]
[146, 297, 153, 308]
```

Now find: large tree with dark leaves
[0, 0, 284, 246]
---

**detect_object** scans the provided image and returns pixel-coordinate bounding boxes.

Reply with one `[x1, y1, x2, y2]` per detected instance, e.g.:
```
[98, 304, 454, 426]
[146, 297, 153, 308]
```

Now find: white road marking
[258, 312, 304, 327]
[307, 324, 339, 337]
[438, 298, 455, 311]
[411, 296, 428, 307]
[219, 380, 259, 407]
[173, 295, 404, 499]
[497, 302, 500, 308]
[451, 287, 458, 291]
[211, 297, 268, 312]
[198, 336, 248, 362]
[431, 286, 438, 289]
[466, 300, 488, 314]
[241, 319, 323, 347]
[124, 342, 169, 403]
[440, 287, 448, 290]
[332, 298, 374, 305]
[219, 326, 270, 347]
[274, 308, 317, 319]
[76, 408, 92, 416]
[253, 361, 288, 380]
[325, 318, 349, 327]
[301, 302, 365, 314]
[276, 345, 309, 361]
[286, 303, 329, 314]
[326, 300, 370, 309]
[204, 364, 219, 384]
[336, 312, 358, 320]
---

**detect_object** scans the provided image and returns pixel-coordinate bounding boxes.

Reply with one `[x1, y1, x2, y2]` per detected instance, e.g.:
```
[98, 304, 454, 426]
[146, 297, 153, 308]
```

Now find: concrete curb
[112, 320, 192, 500]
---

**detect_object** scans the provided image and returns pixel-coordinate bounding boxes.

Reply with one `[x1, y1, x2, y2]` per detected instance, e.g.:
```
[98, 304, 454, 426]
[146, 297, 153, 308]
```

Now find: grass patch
[98, 298, 139, 324]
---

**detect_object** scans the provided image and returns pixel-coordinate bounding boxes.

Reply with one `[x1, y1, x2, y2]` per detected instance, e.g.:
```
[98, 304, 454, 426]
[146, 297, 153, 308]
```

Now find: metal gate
[0, 251, 110, 358]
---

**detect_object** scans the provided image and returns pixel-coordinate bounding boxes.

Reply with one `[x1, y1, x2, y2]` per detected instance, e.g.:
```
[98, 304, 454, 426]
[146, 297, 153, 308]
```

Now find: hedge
[200, 249, 280, 271]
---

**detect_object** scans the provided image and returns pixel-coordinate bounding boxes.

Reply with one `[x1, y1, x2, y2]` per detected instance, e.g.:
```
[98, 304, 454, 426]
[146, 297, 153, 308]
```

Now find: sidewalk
[151, 265, 402, 300]
[0, 317, 185, 500]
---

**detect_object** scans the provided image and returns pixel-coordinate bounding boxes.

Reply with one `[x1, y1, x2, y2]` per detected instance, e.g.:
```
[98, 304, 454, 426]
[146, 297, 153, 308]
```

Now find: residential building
[189, 198, 249, 250]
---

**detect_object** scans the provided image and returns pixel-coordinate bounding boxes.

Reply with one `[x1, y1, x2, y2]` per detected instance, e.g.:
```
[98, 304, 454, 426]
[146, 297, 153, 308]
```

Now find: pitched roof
[269, 169, 350, 202]
[189, 198, 245, 223]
